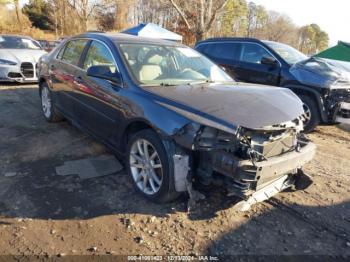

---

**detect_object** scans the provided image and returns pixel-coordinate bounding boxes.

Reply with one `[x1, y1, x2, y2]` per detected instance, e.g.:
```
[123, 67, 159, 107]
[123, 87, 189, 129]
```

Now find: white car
[0, 35, 47, 83]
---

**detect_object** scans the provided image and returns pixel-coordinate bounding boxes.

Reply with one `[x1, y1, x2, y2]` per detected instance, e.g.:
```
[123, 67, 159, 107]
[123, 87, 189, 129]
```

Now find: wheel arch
[38, 77, 48, 96]
[284, 85, 328, 122]
[119, 119, 163, 153]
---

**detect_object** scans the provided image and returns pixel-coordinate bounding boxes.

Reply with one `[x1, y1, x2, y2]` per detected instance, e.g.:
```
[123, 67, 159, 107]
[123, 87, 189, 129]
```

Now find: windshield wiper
[187, 79, 215, 85]
[159, 82, 177, 87]
[159, 80, 216, 87]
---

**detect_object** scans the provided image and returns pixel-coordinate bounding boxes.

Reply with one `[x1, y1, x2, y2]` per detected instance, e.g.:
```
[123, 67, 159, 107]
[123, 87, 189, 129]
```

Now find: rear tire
[40, 82, 63, 123]
[299, 95, 320, 133]
[126, 129, 180, 203]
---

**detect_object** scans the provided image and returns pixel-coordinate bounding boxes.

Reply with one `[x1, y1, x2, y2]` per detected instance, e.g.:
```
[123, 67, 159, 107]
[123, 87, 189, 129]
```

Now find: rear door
[235, 42, 281, 85]
[50, 39, 89, 118]
[72, 40, 123, 143]
[196, 42, 241, 79]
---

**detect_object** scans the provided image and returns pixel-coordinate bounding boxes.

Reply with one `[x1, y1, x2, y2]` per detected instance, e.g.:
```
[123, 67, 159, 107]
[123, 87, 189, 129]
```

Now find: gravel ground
[0, 84, 349, 258]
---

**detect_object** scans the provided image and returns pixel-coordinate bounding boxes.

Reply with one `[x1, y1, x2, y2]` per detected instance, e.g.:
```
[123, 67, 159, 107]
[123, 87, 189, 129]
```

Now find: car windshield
[264, 41, 308, 65]
[118, 43, 233, 86]
[0, 36, 42, 50]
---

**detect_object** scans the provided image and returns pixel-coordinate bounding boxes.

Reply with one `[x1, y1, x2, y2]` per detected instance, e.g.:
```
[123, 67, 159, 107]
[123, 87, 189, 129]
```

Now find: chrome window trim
[196, 41, 282, 67]
[82, 40, 117, 71]
[54, 37, 120, 73]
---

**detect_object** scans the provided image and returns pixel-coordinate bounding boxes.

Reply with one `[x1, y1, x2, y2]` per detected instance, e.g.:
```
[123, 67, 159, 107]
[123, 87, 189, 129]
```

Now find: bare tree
[65, 0, 99, 31]
[95, 2, 116, 31]
[168, 0, 229, 41]
[0, 0, 22, 30]
[48, 0, 59, 37]
[115, 0, 134, 30]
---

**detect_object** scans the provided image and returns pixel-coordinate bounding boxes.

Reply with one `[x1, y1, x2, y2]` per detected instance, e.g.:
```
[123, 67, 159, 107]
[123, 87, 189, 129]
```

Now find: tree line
[0, 0, 329, 54]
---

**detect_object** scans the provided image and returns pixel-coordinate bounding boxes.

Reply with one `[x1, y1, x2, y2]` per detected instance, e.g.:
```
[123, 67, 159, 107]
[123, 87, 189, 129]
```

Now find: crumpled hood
[147, 83, 304, 130]
[0, 49, 46, 65]
[290, 57, 350, 88]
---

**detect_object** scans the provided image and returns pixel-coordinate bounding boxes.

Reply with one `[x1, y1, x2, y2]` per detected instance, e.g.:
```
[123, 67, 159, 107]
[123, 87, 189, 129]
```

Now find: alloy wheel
[302, 103, 312, 126]
[129, 139, 163, 195]
[41, 86, 51, 118]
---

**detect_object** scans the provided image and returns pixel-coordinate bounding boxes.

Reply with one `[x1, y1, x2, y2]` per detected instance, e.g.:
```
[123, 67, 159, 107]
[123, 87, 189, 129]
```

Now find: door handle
[74, 76, 83, 84]
[49, 65, 55, 74]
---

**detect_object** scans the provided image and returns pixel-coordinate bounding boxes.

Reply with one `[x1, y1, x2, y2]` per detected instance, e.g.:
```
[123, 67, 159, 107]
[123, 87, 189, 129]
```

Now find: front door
[71, 40, 123, 144]
[235, 43, 281, 86]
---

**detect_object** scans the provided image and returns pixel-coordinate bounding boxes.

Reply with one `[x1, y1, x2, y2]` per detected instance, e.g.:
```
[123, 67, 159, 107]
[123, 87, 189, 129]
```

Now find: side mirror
[87, 65, 121, 85]
[261, 56, 278, 66]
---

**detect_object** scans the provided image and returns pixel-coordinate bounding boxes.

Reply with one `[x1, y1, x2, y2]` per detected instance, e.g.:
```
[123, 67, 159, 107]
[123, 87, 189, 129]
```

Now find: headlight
[0, 59, 17, 66]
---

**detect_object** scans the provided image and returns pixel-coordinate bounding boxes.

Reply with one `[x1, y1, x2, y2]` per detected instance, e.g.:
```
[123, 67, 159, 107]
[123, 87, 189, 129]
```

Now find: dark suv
[38, 33, 315, 208]
[195, 38, 350, 132]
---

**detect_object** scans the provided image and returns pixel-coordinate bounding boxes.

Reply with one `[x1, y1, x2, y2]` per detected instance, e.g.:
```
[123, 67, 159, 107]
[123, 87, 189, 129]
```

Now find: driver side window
[83, 41, 117, 73]
[240, 43, 271, 64]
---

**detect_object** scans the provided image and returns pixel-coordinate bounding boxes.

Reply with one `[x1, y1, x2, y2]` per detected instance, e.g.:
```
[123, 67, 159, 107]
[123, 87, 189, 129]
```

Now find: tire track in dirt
[267, 198, 350, 242]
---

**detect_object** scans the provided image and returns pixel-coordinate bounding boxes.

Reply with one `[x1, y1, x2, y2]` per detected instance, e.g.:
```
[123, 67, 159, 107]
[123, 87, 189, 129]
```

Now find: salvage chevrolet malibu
[0, 35, 46, 82]
[38, 33, 316, 207]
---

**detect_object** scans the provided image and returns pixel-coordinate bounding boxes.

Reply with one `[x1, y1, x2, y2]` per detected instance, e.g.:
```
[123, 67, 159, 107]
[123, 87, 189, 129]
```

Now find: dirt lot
[0, 84, 350, 258]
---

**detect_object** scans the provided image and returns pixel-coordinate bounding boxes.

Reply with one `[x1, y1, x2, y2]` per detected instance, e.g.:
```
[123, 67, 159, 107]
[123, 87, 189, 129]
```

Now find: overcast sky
[251, 0, 349, 46]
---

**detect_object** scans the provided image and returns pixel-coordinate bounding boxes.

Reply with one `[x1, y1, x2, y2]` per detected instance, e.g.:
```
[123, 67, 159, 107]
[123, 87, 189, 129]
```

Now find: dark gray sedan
[38, 33, 315, 209]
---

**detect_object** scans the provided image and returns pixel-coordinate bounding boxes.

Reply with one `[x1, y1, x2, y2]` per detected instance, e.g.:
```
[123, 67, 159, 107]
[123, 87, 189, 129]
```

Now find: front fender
[114, 90, 195, 150]
[284, 84, 328, 122]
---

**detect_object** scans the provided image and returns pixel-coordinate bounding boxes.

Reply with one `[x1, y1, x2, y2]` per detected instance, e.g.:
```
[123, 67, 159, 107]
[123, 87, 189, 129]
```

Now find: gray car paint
[146, 82, 304, 130]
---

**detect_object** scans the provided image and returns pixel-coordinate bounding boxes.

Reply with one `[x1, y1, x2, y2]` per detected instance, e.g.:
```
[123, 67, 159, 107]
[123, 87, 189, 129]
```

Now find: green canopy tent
[314, 41, 350, 62]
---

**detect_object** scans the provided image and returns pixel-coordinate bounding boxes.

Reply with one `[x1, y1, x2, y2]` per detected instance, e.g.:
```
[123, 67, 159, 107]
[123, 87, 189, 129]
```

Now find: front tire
[40, 83, 63, 122]
[299, 95, 320, 133]
[126, 129, 180, 203]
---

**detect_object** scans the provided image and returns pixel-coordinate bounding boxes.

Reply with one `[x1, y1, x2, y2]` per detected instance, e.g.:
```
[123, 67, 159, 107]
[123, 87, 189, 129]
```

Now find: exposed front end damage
[172, 118, 316, 210]
[336, 102, 350, 124]
[325, 87, 350, 124]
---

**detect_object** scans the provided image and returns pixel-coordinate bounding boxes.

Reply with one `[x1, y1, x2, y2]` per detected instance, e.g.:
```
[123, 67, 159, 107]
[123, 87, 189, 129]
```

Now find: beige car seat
[139, 65, 162, 81]
[139, 54, 163, 81]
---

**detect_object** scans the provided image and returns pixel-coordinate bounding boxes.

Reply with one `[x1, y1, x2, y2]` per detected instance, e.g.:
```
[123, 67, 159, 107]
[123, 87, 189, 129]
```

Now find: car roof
[0, 34, 34, 39]
[196, 37, 263, 45]
[73, 32, 185, 47]
[262, 40, 289, 46]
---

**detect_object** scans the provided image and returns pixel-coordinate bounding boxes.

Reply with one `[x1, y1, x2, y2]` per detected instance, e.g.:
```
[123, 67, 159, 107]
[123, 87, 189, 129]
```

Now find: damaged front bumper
[173, 122, 316, 210]
[172, 120, 316, 210]
[326, 88, 350, 124]
[234, 174, 292, 211]
[335, 102, 350, 124]
[212, 142, 316, 198]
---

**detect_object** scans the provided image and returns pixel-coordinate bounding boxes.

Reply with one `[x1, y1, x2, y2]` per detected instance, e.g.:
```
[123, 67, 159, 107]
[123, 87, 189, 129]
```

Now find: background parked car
[195, 38, 350, 132]
[37, 40, 59, 52]
[0, 34, 47, 83]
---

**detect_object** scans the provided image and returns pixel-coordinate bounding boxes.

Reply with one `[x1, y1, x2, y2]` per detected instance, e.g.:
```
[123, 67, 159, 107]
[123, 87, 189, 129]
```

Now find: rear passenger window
[240, 43, 271, 64]
[61, 40, 88, 66]
[195, 44, 209, 54]
[200, 43, 240, 61]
